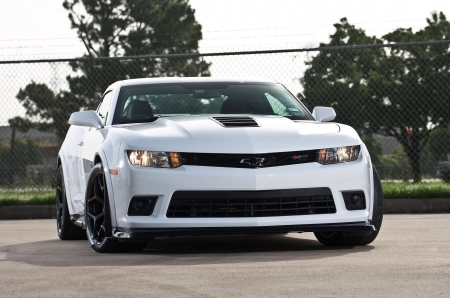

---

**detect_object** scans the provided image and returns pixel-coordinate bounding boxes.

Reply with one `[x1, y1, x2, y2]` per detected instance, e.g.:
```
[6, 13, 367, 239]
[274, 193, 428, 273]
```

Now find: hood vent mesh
[211, 116, 259, 127]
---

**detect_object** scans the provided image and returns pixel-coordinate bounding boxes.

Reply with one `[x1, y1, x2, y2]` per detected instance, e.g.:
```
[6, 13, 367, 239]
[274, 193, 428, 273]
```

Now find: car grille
[166, 188, 336, 218]
[181, 150, 317, 168]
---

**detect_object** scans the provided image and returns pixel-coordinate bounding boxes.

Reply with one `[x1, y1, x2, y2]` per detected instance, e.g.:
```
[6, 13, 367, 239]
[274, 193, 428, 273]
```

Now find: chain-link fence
[0, 40, 449, 185]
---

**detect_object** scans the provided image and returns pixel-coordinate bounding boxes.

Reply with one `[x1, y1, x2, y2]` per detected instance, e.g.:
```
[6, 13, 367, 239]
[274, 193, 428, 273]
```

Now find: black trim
[127, 196, 158, 216]
[167, 188, 336, 218]
[181, 150, 317, 168]
[116, 222, 375, 241]
[210, 116, 259, 127]
[342, 191, 366, 211]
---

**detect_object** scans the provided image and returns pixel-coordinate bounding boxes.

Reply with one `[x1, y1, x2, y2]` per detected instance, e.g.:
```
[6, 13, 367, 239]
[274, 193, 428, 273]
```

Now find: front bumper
[110, 149, 373, 233]
[114, 221, 375, 242]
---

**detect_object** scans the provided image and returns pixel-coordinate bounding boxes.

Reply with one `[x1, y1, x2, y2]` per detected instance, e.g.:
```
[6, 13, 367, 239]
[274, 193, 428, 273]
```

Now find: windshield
[112, 82, 313, 124]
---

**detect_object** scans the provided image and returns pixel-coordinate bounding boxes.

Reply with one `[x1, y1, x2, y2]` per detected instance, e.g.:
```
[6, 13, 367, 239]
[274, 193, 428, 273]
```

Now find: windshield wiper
[119, 116, 159, 124]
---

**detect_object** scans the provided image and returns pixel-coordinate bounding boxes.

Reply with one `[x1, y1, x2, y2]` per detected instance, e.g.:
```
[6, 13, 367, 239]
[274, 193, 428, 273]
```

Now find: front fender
[57, 150, 76, 215]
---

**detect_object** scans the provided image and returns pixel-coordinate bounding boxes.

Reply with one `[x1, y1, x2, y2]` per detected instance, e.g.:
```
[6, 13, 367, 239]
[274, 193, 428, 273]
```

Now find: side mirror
[312, 106, 336, 122]
[69, 110, 103, 129]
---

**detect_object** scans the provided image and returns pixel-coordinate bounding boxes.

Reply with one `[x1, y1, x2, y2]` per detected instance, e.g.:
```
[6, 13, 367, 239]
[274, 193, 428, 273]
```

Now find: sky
[0, 0, 448, 124]
[1, 0, 449, 56]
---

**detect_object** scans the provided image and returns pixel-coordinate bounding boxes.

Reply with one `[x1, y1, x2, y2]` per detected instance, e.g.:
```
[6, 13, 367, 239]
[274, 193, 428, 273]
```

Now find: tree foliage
[302, 12, 450, 182]
[16, 82, 83, 139]
[63, 0, 210, 108]
[361, 134, 383, 166]
[425, 126, 450, 161]
[0, 139, 42, 169]
[15, 0, 210, 139]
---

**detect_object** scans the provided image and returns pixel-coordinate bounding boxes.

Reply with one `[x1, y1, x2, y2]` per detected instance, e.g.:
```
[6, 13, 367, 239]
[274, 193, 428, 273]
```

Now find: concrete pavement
[0, 215, 449, 297]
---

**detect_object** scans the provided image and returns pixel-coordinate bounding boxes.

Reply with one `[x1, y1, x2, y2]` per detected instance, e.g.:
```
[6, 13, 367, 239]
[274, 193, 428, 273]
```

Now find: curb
[0, 205, 56, 220]
[1, 199, 449, 220]
[383, 198, 450, 213]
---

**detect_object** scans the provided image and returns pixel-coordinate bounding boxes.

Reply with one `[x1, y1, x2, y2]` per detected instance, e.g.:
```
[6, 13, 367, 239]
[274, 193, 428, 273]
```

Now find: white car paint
[59, 77, 375, 237]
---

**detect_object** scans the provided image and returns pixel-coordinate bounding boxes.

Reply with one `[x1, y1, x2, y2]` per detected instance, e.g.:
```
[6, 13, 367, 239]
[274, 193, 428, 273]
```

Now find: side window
[265, 93, 305, 117]
[97, 92, 113, 125]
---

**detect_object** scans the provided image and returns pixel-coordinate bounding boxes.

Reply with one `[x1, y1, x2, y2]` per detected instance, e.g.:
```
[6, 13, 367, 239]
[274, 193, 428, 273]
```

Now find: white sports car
[57, 77, 383, 253]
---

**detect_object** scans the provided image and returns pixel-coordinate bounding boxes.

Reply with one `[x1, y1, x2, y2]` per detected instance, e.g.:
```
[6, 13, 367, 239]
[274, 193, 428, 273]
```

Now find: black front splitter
[114, 221, 375, 242]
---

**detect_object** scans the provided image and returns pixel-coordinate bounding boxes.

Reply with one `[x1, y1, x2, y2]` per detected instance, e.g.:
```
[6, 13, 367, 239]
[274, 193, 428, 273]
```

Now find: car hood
[116, 115, 361, 153]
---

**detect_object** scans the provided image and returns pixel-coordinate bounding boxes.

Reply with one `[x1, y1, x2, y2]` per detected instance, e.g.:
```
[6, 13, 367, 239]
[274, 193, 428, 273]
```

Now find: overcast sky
[1, 0, 448, 56]
[0, 0, 448, 124]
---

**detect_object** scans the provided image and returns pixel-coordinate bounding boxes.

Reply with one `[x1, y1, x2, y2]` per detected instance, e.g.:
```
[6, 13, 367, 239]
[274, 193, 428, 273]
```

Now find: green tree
[379, 146, 410, 180]
[425, 126, 450, 161]
[63, 0, 210, 108]
[7, 117, 34, 184]
[16, 83, 83, 139]
[0, 138, 42, 185]
[361, 134, 383, 166]
[301, 18, 385, 132]
[302, 12, 450, 182]
[16, 0, 210, 139]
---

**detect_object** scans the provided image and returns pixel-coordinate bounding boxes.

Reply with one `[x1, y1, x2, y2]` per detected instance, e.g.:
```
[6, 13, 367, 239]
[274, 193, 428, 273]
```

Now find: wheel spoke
[96, 224, 106, 244]
[86, 170, 109, 246]
[87, 212, 96, 220]
[94, 212, 104, 223]
[88, 195, 104, 205]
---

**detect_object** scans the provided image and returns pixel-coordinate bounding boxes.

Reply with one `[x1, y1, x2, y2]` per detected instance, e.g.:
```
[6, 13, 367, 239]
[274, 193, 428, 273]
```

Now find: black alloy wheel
[86, 167, 108, 246]
[56, 165, 86, 240]
[86, 163, 147, 253]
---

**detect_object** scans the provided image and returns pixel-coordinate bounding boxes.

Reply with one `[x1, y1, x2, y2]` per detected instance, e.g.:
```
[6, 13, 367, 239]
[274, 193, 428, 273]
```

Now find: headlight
[127, 151, 182, 168]
[317, 145, 360, 165]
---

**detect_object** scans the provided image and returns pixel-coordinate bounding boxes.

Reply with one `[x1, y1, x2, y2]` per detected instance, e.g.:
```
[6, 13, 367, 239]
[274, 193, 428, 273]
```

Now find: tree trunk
[9, 128, 16, 185]
[403, 132, 422, 183]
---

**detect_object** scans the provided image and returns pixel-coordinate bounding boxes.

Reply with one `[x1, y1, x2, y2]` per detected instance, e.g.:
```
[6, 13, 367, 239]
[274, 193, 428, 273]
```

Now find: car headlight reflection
[317, 145, 360, 165]
[127, 151, 182, 168]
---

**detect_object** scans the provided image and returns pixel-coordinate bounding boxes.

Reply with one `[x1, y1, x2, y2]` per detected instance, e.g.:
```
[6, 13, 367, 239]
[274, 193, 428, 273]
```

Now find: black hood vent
[211, 116, 259, 127]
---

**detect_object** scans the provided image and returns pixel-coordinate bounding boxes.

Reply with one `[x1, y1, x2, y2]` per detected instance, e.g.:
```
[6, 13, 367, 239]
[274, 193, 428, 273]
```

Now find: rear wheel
[86, 163, 147, 253]
[56, 165, 86, 240]
[314, 166, 383, 246]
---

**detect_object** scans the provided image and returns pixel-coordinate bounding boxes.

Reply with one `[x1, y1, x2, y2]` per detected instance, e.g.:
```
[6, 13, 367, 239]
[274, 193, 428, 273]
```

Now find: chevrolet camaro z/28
[56, 77, 383, 253]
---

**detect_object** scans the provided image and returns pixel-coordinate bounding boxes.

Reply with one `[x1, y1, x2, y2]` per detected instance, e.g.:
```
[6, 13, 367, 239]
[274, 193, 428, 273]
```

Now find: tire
[85, 163, 147, 253]
[314, 166, 383, 246]
[56, 165, 86, 240]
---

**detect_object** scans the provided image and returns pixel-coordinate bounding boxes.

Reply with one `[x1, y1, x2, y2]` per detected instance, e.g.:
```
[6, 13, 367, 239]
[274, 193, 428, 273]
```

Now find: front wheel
[314, 166, 383, 246]
[85, 163, 147, 253]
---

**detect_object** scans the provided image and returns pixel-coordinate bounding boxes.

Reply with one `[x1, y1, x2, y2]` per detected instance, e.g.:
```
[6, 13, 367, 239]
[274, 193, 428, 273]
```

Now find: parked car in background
[437, 160, 450, 178]
[56, 77, 383, 253]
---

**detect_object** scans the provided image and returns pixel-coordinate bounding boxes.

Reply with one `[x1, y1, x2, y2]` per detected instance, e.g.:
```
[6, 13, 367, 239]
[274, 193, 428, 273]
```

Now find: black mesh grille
[181, 150, 317, 168]
[167, 188, 336, 218]
[211, 116, 259, 127]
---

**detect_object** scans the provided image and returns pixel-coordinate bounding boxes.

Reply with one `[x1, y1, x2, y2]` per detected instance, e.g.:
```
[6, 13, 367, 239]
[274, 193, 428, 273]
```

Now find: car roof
[115, 77, 279, 87]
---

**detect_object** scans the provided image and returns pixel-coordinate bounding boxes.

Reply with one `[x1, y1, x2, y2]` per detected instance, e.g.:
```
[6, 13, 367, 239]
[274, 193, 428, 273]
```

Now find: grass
[382, 182, 450, 199]
[0, 190, 55, 207]
[0, 182, 449, 206]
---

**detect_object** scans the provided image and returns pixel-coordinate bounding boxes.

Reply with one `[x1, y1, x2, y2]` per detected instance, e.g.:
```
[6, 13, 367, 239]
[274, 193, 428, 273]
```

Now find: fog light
[133, 198, 151, 211]
[350, 194, 362, 205]
[342, 191, 366, 211]
[128, 196, 158, 216]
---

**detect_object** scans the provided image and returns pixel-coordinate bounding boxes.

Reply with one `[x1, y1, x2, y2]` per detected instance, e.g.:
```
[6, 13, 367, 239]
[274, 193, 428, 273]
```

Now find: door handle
[77, 141, 84, 146]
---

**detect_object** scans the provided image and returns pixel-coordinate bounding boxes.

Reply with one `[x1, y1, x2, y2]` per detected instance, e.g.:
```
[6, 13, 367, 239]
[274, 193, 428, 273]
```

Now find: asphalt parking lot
[0, 214, 449, 297]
